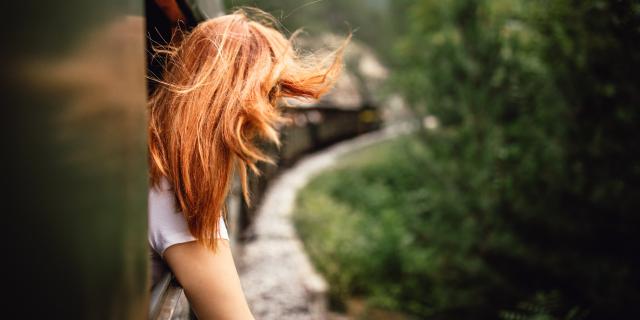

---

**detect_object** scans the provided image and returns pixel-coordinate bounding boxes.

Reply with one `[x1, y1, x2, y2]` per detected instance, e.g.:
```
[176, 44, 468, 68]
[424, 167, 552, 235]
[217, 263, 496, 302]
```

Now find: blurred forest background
[226, 0, 639, 319]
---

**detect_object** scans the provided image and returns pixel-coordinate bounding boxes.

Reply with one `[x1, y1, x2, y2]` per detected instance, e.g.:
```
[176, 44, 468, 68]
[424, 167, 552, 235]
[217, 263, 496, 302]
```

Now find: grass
[293, 133, 429, 318]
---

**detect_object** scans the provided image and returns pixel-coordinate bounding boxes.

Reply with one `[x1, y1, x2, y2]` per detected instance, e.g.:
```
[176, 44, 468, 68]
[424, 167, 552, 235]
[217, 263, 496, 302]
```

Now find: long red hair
[148, 9, 348, 253]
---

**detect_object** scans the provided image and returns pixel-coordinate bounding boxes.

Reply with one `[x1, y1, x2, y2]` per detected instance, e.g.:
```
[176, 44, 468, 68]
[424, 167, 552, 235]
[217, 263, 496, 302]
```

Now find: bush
[294, 135, 509, 318]
[389, 0, 640, 318]
[297, 0, 639, 318]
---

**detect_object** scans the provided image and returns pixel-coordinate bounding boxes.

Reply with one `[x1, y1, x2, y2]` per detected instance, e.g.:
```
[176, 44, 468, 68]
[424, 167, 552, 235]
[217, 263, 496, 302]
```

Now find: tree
[390, 0, 640, 318]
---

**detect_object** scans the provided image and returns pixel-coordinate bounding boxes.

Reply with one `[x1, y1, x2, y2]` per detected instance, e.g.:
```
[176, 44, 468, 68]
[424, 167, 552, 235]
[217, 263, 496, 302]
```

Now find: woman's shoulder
[148, 176, 230, 258]
[148, 176, 196, 257]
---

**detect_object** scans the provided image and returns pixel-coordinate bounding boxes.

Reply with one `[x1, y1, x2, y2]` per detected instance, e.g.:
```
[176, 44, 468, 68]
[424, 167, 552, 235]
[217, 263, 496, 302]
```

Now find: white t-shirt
[148, 176, 229, 285]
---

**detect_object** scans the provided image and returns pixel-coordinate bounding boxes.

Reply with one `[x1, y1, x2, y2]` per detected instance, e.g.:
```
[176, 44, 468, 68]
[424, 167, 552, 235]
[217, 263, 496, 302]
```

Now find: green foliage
[238, 0, 640, 318]
[499, 291, 589, 320]
[294, 135, 509, 318]
[388, 0, 640, 318]
[223, 0, 397, 63]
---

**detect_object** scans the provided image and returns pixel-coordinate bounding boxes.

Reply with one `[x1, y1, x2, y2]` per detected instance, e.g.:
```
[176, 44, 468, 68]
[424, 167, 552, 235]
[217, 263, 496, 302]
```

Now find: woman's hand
[164, 239, 255, 320]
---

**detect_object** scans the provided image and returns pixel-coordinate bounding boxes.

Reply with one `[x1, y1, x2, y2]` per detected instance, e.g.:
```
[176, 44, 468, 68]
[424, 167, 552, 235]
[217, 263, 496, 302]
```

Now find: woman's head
[148, 9, 348, 252]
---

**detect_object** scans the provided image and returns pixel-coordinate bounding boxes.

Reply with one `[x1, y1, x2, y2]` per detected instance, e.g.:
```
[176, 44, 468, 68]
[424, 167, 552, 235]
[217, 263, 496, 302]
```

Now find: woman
[147, 9, 347, 319]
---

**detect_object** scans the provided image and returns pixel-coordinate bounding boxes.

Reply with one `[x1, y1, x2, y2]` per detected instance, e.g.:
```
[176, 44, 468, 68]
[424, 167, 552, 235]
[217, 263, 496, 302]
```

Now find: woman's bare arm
[164, 239, 255, 320]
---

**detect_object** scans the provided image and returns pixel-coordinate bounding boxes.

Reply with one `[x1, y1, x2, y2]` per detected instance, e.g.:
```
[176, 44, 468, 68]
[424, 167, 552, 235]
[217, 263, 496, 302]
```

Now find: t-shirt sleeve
[148, 176, 229, 258]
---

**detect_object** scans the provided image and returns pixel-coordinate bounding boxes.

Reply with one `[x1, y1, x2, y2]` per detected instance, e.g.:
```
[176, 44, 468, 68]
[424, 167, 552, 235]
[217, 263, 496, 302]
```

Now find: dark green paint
[1, 1, 149, 319]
